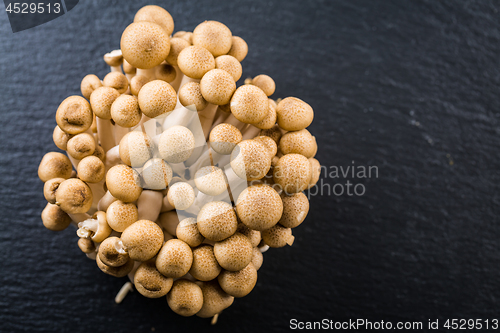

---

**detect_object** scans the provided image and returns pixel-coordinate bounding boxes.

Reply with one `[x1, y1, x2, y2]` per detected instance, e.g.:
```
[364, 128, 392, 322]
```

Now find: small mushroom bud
[98, 236, 130, 267]
[90, 86, 120, 120]
[259, 124, 282, 145]
[134, 261, 173, 298]
[103, 50, 123, 72]
[121, 22, 170, 69]
[77, 156, 105, 183]
[236, 223, 261, 247]
[52, 125, 73, 151]
[273, 154, 312, 194]
[142, 158, 173, 190]
[76, 211, 112, 243]
[177, 46, 215, 79]
[214, 232, 252, 271]
[215, 55, 242, 82]
[227, 36, 248, 62]
[200, 69, 236, 105]
[252, 75, 276, 97]
[197, 201, 238, 241]
[230, 140, 271, 181]
[194, 166, 227, 196]
[236, 184, 283, 231]
[254, 100, 277, 130]
[279, 192, 309, 228]
[218, 263, 257, 298]
[130, 75, 149, 96]
[209, 123, 242, 155]
[196, 281, 234, 318]
[155, 63, 177, 83]
[119, 131, 154, 168]
[106, 200, 138, 232]
[166, 37, 191, 67]
[110, 95, 142, 128]
[103, 72, 129, 94]
[279, 129, 316, 158]
[189, 245, 221, 281]
[78, 237, 96, 254]
[138, 80, 177, 118]
[67, 133, 96, 160]
[176, 218, 205, 247]
[192, 21, 232, 57]
[41, 203, 72, 231]
[261, 223, 294, 248]
[56, 96, 93, 135]
[230, 85, 268, 124]
[106, 165, 143, 202]
[134, 5, 174, 36]
[96, 254, 134, 278]
[308, 158, 321, 188]
[43, 177, 65, 204]
[253, 135, 278, 159]
[251, 247, 263, 270]
[167, 182, 195, 210]
[80, 74, 103, 100]
[121, 220, 164, 261]
[166, 279, 203, 317]
[55, 178, 93, 214]
[276, 97, 314, 131]
[178, 82, 208, 111]
[158, 125, 195, 163]
[156, 239, 193, 278]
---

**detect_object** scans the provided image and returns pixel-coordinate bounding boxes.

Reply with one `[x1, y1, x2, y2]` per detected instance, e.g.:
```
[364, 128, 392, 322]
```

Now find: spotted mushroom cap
[156, 239, 193, 278]
[177, 45, 215, 79]
[158, 125, 195, 163]
[77, 156, 105, 183]
[155, 63, 177, 83]
[279, 192, 309, 228]
[166, 37, 191, 67]
[106, 200, 138, 232]
[209, 123, 242, 155]
[178, 82, 208, 111]
[80, 74, 103, 100]
[194, 166, 227, 196]
[252, 74, 276, 97]
[56, 96, 93, 134]
[254, 100, 277, 130]
[214, 232, 253, 271]
[235, 184, 283, 231]
[189, 245, 221, 281]
[90, 86, 120, 120]
[134, 5, 174, 36]
[230, 85, 268, 124]
[38, 152, 73, 182]
[121, 22, 170, 69]
[130, 75, 150, 96]
[253, 135, 278, 159]
[138, 80, 177, 118]
[67, 133, 96, 160]
[251, 247, 263, 270]
[273, 154, 312, 194]
[230, 140, 271, 181]
[308, 157, 321, 188]
[103, 72, 129, 94]
[279, 129, 316, 158]
[121, 219, 164, 261]
[98, 236, 130, 267]
[215, 55, 242, 82]
[119, 131, 154, 168]
[217, 262, 257, 298]
[141, 158, 173, 190]
[134, 261, 173, 298]
[200, 69, 236, 105]
[41, 203, 72, 231]
[166, 279, 203, 317]
[197, 201, 238, 241]
[196, 281, 234, 318]
[261, 223, 294, 248]
[192, 21, 232, 57]
[276, 97, 314, 131]
[176, 218, 205, 247]
[111, 95, 142, 128]
[106, 164, 143, 202]
[55, 178, 93, 214]
[167, 182, 195, 210]
[227, 36, 248, 62]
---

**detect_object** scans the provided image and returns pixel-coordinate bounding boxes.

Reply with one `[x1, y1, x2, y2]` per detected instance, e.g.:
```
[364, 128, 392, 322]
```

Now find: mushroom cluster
[38, 5, 320, 324]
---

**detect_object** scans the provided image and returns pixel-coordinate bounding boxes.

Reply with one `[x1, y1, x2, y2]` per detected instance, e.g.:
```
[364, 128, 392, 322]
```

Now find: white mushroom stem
[86, 252, 97, 260]
[170, 66, 184, 92]
[198, 104, 219, 140]
[241, 125, 261, 140]
[104, 49, 123, 73]
[115, 282, 134, 304]
[114, 125, 129, 145]
[187, 148, 211, 174]
[136, 68, 156, 81]
[162, 106, 196, 130]
[76, 218, 99, 238]
[138, 113, 153, 128]
[211, 314, 219, 326]
[223, 165, 248, 202]
[170, 162, 187, 179]
[125, 73, 136, 82]
[96, 117, 116, 152]
[137, 190, 163, 222]
[127, 261, 141, 284]
[105, 145, 121, 171]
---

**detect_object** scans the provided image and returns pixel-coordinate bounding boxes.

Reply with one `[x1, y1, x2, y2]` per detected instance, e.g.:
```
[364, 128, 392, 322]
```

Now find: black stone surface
[1, 0, 500, 332]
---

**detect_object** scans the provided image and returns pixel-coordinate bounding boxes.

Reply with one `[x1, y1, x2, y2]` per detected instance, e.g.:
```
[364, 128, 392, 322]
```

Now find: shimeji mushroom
[90, 87, 120, 152]
[103, 50, 123, 73]
[38, 152, 73, 182]
[122, 59, 137, 81]
[106, 165, 143, 202]
[137, 190, 163, 222]
[80, 74, 103, 100]
[43, 178, 65, 204]
[134, 261, 173, 298]
[156, 239, 193, 278]
[189, 245, 221, 281]
[141, 158, 172, 190]
[120, 220, 164, 261]
[236, 223, 261, 247]
[251, 75, 276, 97]
[97, 190, 117, 212]
[55, 178, 93, 214]
[134, 5, 174, 36]
[174, 31, 193, 44]
[167, 182, 195, 210]
[227, 36, 248, 62]
[119, 131, 154, 168]
[106, 200, 138, 232]
[166, 37, 191, 91]
[66, 133, 96, 160]
[56, 96, 93, 135]
[308, 158, 321, 189]
[230, 85, 268, 124]
[197, 201, 238, 242]
[138, 80, 177, 119]
[110, 95, 142, 128]
[273, 154, 312, 194]
[92, 145, 106, 162]
[254, 100, 277, 130]
[176, 218, 205, 247]
[76, 211, 112, 243]
[103, 72, 129, 94]
[192, 21, 232, 57]
[130, 75, 149, 96]
[209, 123, 242, 155]
[178, 82, 208, 111]
[261, 223, 294, 248]
[253, 136, 278, 159]
[177, 46, 215, 80]
[214, 55, 242, 82]
[230, 140, 271, 181]
[98, 236, 130, 267]
[276, 97, 314, 131]
[77, 237, 96, 254]
[259, 124, 282, 145]
[41, 203, 72, 231]
[194, 166, 228, 196]
[96, 254, 134, 278]
[214, 232, 253, 271]
[217, 263, 257, 298]
[279, 192, 309, 229]
[279, 129, 316, 158]
[52, 126, 73, 151]
[155, 63, 177, 83]
[77, 156, 105, 183]
[199, 69, 236, 106]
[196, 281, 234, 319]
[166, 279, 203, 317]
[251, 247, 263, 270]
[235, 184, 283, 231]
[158, 125, 195, 163]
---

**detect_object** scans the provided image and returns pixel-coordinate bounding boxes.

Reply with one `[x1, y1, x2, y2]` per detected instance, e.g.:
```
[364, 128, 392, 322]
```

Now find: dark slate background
[1, 0, 500, 332]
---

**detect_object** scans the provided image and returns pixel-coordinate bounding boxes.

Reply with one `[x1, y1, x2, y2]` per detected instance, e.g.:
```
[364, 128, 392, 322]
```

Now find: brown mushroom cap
[110, 94, 142, 128]
[80, 74, 103, 100]
[121, 220, 164, 261]
[176, 218, 205, 247]
[43, 177, 65, 204]
[130, 75, 149, 96]
[276, 97, 314, 131]
[236, 223, 261, 247]
[230, 140, 271, 181]
[192, 21, 232, 57]
[67, 133, 96, 160]
[261, 223, 294, 248]
[236, 184, 283, 231]
[196, 281, 234, 318]
[218, 263, 257, 298]
[134, 5, 174, 36]
[103, 50, 123, 67]
[142, 158, 173, 190]
[158, 125, 195, 163]
[103, 72, 129, 94]
[178, 82, 208, 111]
[92, 145, 106, 162]
[98, 236, 130, 267]
[106, 165, 143, 202]
[89, 86, 120, 120]
[55, 178, 93, 214]
[38, 152, 73, 182]
[56, 96, 93, 135]
[122, 59, 136, 74]
[209, 123, 242, 155]
[52, 125, 73, 151]
[121, 22, 170, 69]
[252, 75, 276, 96]
[230, 85, 268, 124]
[96, 254, 134, 278]
[227, 36, 248, 62]
[134, 261, 173, 298]
[178, 31, 193, 44]
[189, 245, 222, 281]
[279, 192, 309, 228]
[273, 154, 312, 194]
[77, 156, 105, 183]
[214, 232, 253, 271]
[166, 279, 204, 317]
[119, 131, 154, 168]
[197, 201, 238, 241]
[254, 100, 277, 130]
[167, 182, 195, 210]
[251, 247, 263, 270]
[138, 80, 177, 118]
[156, 239, 193, 278]
[41, 203, 72, 231]
[215, 55, 242, 82]
[106, 200, 138, 232]
[308, 158, 321, 188]
[279, 129, 316, 158]
[155, 63, 177, 83]
[253, 135, 278, 158]
[259, 124, 282, 145]
[177, 46, 215, 79]
[194, 166, 228, 196]
[78, 237, 96, 254]
[166, 37, 191, 67]
[200, 69, 236, 105]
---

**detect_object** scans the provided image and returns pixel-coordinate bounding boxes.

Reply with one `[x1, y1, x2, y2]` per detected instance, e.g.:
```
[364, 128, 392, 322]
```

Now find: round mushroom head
[156, 239, 193, 278]
[103, 50, 123, 67]
[261, 223, 294, 248]
[142, 158, 173, 190]
[230, 140, 271, 181]
[41, 203, 72, 231]
[155, 63, 177, 83]
[276, 97, 314, 131]
[200, 69, 236, 105]
[38, 152, 73, 182]
[158, 125, 195, 163]
[106, 200, 138, 232]
[166, 37, 191, 66]
[214, 232, 253, 271]
[194, 166, 227, 196]
[230, 85, 268, 124]
[119, 131, 154, 168]
[111, 95, 142, 128]
[197, 201, 238, 241]
[80, 74, 103, 100]
[52, 126, 73, 151]
[77, 156, 105, 183]
[279, 129, 316, 158]
[96, 255, 134, 278]
[209, 123, 242, 155]
[138, 80, 177, 118]
[130, 75, 150, 96]
[134, 261, 173, 298]
[90, 86, 120, 120]
[177, 45, 215, 79]
[98, 236, 130, 267]
[189, 245, 221, 281]
[253, 136, 278, 159]
[56, 96, 93, 134]
[217, 263, 257, 298]
[251, 247, 263, 270]
[254, 100, 277, 130]
[176, 218, 205, 247]
[122, 59, 136, 74]
[121, 22, 170, 69]
[55, 178, 93, 214]
[178, 82, 208, 111]
[196, 281, 234, 318]
[166, 279, 203, 317]
[215, 55, 242, 82]
[308, 158, 321, 188]
[67, 133, 96, 160]
[121, 220, 164, 261]
[43, 177, 65, 204]
[167, 182, 195, 210]
[227, 36, 248, 62]
[103, 72, 129, 94]
[236, 184, 283, 231]
[106, 165, 143, 202]
[192, 21, 232, 57]
[252, 74, 276, 96]
[279, 192, 309, 229]
[134, 5, 174, 36]
[273, 154, 312, 194]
